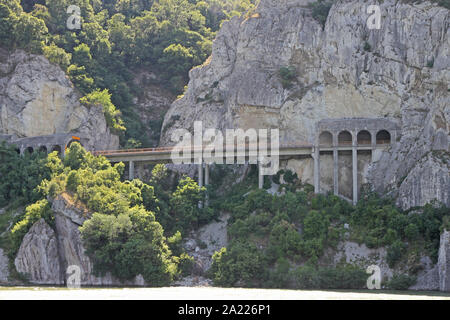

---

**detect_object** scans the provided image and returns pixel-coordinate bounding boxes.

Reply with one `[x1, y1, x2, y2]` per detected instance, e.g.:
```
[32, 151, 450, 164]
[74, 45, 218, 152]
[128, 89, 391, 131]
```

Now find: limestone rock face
[183, 213, 230, 275]
[14, 219, 62, 285]
[396, 152, 450, 210]
[51, 195, 146, 286]
[0, 248, 9, 283]
[13, 196, 146, 286]
[439, 230, 450, 292]
[331, 241, 393, 279]
[160, 0, 449, 208]
[0, 48, 119, 151]
[410, 256, 440, 291]
[133, 71, 176, 147]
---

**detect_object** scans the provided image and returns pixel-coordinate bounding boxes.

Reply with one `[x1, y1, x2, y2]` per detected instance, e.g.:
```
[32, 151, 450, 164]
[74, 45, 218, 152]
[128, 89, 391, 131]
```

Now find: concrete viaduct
[1, 117, 399, 205]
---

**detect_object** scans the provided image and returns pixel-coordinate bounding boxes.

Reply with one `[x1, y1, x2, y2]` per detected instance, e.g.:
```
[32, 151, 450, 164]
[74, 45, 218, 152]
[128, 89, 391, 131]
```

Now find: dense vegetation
[1, 143, 219, 284]
[0, 0, 257, 147]
[1, 0, 449, 289]
[0, 143, 448, 288]
[0, 141, 54, 207]
[207, 170, 449, 289]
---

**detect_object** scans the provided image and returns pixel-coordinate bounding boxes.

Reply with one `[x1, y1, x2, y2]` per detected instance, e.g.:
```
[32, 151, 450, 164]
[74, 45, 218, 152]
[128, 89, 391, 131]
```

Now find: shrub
[43, 43, 72, 69]
[267, 220, 302, 261]
[80, 208, 178, 285]
[309, 0, 335, 29]
[387, 240, 407, 268]
[299, 238, 324, 260]
[80, 89, 125, 133]
[386, 274, 417, 290]
[283, 169, 298, 184]
[267, 257, 292, 288]
[303, 210, 329, 240]
[168, 176, 213, 235]
[405, 223, 420, 240]
[209, 243, 267, 287]
[293, 265, 320, 289]
[293, 265, 366, 289]
[317, 265, 367, 289]
[0, 142, 56, 207]
[176, 252, 195, 277]
[10, 199, 53, 255]
[279, 66, 296, 89]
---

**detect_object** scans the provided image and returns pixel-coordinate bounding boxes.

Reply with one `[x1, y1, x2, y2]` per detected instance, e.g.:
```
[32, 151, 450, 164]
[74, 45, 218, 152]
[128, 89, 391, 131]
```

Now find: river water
[0, 286, 449, 300]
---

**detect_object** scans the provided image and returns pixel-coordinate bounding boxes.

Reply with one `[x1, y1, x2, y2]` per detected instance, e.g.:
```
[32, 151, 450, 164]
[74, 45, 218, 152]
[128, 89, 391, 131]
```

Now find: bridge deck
[93, 144, 314, 163]
[92, 141, 391, 164]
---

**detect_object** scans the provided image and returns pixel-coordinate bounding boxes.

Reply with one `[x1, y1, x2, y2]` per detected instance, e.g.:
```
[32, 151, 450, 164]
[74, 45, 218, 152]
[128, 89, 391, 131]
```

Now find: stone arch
[338, 131, 353, 146]
[319, 131, 333, 147]
[66, 138, 82, 151]
[51, 145, 62, 154]
[38, 145, 48, 153]
[357, 130, 371, 145]
[376, 130, 391, 145]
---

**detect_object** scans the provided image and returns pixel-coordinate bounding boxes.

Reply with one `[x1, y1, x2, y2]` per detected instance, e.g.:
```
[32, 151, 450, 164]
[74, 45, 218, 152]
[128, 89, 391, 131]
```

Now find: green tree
[42, 43, 72, 68]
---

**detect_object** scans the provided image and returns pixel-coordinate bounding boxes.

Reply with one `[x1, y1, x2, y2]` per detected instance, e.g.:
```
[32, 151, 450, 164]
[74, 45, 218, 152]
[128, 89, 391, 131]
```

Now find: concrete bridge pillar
[313, 146, 320, 193]
[258, 161, 264, 189]
[352, 132, 358, 205]
[370, 130, 377, 162]
[333, 133, 338, 196]
[136, 162, 144, 180]
[205, 163, 210, 186]
[129, 161, 135, 180]
[391, 130, 397, 145]
[198, 163, 204, 188]
[205, 163, 210, 207]
[198, 163, 204, 208]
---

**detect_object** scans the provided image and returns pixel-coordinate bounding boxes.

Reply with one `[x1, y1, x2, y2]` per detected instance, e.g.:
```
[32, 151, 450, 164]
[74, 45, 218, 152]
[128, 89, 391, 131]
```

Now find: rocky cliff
[0, 48, 119, 151]
[14, 195, 145, 286]
[0, 248, 8, 284]
[161, 0, 449, 208]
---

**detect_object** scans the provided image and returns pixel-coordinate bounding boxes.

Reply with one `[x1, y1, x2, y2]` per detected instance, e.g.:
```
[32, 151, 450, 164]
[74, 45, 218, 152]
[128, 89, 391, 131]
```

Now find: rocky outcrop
[0, 248, 9, 283]
[438, 230, 450, 291]
[52, 196, 145, 286]
[13, 195, 146, 286]
[14, 219, 62, 285]
[396, 152, 450, 209]
[160, 0, 449, 208]
[410, 256, 440, 291]
[133, 70, 176, 147]
[331, 241, 393, 279]
[329, 238, 450, 291]
[412, 230, 450, 292]
[0, 48, 119, 151]
[183, 213, 230, 276]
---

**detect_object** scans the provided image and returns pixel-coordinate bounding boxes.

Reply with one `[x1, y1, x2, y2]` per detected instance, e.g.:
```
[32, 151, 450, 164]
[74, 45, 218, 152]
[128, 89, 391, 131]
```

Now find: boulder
[14, 219, 62, 284]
